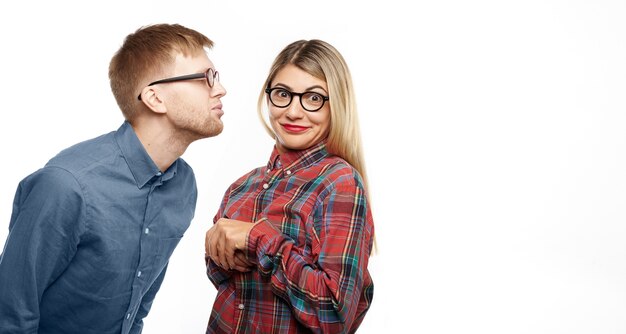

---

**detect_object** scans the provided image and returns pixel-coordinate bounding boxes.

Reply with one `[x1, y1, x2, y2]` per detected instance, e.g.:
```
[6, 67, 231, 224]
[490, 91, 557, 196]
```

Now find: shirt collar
[267, 140, 330, 173]
[114, 121, 176, 188]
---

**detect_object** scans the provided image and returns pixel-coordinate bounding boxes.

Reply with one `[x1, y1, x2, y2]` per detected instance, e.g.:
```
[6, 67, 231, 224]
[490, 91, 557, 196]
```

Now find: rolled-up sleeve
[246, 177, 373, 333]
[206, 188, 234, 287]
[0, 167, 85, 331]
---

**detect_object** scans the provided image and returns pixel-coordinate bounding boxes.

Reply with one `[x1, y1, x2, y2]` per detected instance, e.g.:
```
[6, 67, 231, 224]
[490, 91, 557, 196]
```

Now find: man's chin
[206, 122, 224, 138]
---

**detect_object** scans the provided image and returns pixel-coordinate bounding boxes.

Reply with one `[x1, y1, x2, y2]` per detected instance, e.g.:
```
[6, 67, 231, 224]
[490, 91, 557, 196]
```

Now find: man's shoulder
[45, 130, 118, 174]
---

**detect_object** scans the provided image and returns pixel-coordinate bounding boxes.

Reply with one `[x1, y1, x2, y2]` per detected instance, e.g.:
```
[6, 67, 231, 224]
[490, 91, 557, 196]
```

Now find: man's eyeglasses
[138, 68, 219, 100]
[265, 87, 329, 112]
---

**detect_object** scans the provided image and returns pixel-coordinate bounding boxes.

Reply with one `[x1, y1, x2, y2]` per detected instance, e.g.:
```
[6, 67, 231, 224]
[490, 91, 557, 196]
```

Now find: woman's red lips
[282, 124, 308, 132]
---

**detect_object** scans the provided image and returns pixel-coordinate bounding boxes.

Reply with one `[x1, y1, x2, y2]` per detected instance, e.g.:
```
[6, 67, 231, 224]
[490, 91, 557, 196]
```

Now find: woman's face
[267, 64, 331, 153]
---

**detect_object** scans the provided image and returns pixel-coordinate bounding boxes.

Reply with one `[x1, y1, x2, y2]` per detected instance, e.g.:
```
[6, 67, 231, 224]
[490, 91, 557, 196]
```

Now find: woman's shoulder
[318, 156, 364, 187]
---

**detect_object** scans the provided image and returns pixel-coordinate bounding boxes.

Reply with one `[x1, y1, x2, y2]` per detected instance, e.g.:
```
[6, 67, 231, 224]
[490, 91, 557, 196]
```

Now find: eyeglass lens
[206, 68, 219, 88]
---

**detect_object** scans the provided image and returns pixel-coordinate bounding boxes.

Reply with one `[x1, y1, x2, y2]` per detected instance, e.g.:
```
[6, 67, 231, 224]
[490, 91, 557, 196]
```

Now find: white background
[1, 1, 625, 333]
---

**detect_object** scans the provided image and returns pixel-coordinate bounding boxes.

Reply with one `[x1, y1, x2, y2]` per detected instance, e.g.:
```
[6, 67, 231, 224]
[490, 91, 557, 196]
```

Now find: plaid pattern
[206, 141, 374, 333]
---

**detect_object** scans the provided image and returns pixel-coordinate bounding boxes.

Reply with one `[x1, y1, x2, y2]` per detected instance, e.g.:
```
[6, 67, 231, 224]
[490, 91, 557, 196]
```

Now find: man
[0, 23, 226, 333]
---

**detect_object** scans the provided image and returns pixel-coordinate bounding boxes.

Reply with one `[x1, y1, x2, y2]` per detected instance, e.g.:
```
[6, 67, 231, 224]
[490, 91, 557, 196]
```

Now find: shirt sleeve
[0, 167, 85, 331]
[130, 262, 169, 334]
[246, 176, 374, 333]
[205, 187, 234, 287]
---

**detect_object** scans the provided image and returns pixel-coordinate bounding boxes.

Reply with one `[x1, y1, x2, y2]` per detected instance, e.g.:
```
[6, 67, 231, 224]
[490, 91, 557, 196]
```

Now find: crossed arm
[204, 178, 373, 332]
[204, 217, 258, 272]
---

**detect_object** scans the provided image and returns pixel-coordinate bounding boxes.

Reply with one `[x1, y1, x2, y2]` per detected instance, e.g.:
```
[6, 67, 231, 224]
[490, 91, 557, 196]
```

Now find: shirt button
[137, 271, 142, 277]
[262, 183, 269, 189]
[266, 169, 270, 173]
[126, 313, 131, 320]
[238, 303, 244, 310]
[144, 228, 150, 234]
[156, 172, 162, 176]
[285, 170, 292, 175]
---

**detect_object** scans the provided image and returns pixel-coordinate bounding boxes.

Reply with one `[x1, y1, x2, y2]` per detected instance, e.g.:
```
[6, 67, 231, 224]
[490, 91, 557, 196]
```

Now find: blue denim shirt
[0, 122, 197, 334]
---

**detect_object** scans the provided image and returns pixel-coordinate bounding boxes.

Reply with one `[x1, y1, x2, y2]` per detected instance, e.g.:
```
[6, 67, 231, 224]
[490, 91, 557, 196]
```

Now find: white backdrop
[1, 1, 625, 333]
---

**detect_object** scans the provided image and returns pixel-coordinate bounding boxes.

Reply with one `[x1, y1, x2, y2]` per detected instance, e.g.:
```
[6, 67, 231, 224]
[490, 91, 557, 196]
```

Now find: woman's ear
[139, 87, 167, 114]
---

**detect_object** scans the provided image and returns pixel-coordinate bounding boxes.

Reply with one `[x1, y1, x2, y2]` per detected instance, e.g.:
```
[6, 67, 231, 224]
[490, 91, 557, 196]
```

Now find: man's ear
[139, 87, 167, 114]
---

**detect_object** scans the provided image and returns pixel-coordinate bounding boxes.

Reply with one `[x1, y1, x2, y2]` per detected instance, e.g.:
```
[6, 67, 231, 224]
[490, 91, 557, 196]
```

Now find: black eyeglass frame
[138, 68, 219, 100]
[265, 87, 330, 112]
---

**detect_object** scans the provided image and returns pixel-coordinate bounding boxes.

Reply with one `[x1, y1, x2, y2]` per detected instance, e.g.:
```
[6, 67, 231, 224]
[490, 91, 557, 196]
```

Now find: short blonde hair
[109, 23, 213, 121]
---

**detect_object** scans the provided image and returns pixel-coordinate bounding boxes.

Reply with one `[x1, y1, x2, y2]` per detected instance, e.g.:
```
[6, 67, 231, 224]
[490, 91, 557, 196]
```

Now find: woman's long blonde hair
[256, 40, 369, 192]
[257, 40, 377, 254]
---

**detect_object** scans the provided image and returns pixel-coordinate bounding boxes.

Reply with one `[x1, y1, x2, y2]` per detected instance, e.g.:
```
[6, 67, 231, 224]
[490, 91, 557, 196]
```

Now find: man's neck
[131, 120, 189, 172]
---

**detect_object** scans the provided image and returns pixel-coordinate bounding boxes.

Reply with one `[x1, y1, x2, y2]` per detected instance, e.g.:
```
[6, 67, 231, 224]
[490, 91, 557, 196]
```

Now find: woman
[205, 39, 375, 333]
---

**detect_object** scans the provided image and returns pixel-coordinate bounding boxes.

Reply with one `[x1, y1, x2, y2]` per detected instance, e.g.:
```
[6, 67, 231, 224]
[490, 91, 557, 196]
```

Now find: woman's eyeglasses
[265, 87, 329, 112]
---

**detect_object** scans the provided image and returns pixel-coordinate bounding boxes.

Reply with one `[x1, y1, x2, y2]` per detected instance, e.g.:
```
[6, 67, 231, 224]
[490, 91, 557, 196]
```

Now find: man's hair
[109, 23, 213, 121]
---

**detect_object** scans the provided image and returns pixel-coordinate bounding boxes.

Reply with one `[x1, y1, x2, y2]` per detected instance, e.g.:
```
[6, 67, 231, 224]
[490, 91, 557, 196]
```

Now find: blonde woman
[205, 39, 374, 333]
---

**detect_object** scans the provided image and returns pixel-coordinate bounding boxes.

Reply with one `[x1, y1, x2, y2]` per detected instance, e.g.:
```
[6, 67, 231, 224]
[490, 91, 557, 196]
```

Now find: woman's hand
[205, 218, 256, 271]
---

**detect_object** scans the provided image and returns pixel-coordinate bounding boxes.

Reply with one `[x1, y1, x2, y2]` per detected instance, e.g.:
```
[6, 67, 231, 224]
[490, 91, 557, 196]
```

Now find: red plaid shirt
[206, 141, 375, 333]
